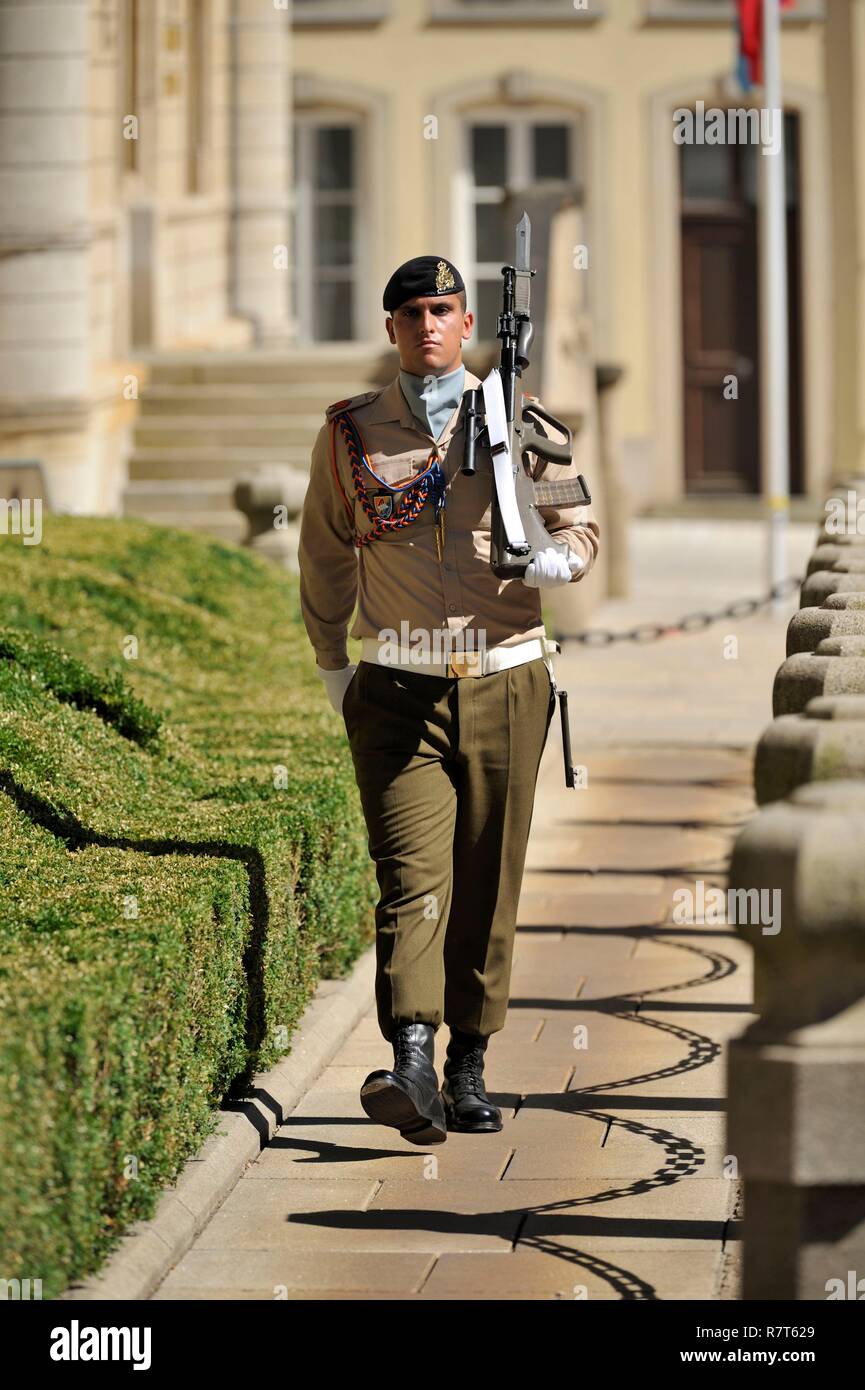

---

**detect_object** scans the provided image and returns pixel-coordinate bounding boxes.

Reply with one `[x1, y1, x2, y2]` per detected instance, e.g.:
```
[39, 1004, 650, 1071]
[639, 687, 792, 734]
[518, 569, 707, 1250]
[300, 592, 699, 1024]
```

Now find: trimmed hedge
[0, 516, 377, 1297]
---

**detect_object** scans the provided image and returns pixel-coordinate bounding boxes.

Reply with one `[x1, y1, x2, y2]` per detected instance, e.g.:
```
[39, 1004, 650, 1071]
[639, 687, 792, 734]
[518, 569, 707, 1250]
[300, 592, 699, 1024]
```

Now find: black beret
[382, 255, 465, 313]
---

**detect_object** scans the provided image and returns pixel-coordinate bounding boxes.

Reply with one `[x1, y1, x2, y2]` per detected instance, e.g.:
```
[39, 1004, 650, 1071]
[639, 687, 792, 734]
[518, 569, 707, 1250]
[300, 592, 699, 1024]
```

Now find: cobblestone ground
[152, 519, 815, 1300]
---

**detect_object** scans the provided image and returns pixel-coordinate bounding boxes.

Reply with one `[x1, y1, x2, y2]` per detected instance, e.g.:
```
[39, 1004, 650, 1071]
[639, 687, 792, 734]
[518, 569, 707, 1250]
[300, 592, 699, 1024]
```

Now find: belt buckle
[449, 651, 485, 678]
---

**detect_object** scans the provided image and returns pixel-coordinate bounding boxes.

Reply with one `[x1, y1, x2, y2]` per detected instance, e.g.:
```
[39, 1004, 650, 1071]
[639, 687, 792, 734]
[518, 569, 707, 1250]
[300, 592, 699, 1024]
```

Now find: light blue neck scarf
[398, 363, 466, 442]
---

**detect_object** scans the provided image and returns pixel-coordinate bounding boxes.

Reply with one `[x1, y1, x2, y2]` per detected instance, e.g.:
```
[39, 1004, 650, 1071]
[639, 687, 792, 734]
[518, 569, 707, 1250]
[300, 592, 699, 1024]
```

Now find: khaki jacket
[297, 366, 600, 670]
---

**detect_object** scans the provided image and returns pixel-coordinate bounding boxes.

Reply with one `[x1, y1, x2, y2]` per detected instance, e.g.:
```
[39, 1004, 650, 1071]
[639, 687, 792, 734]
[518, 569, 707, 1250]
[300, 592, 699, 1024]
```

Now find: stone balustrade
[726, 474, 865, 1299]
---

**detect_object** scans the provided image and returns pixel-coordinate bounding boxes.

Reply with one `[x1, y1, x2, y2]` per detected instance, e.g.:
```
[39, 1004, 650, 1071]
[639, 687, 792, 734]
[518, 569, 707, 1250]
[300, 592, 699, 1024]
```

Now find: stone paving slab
[533, 1039, 715, 1067]
[289, 1291, 578, 1299]
[510, 929, 640, 959]
[633, 1010, 757, 1039]
[629, 936, 753, 962]
[574, 750, 754, 784]
[325, 1018, 679, 1066]
[517, 1177, 738, 1251]
[287, 1087, 384, 1118]
[527, 826, 734, 875]
[248, 1127, 514, 1181]
[416, 1248, 726, 1299]
[190, 1178, 519, 1254]
[505, 1109, 728, 1148]
[157, 1284, 720, 1299]
[154, 1250, 434, 1298]
[291, 1061, 579, 1094]
[364, 1174, 733, 1219]
[511, 922, 639, 945]
[574, 960, 741, 986]
[505, 970, 588, 999]
[518, 875, 671, 925]
[556, 784, 755, 826]
[566, 1065, 728, 1100]
[523, 1011, 716, 1048]
[503, 1142, 738, 1182]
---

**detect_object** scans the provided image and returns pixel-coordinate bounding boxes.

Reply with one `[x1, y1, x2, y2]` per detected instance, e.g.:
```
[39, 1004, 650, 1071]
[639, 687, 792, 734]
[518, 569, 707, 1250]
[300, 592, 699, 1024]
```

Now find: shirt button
[448, 603, 456, 612]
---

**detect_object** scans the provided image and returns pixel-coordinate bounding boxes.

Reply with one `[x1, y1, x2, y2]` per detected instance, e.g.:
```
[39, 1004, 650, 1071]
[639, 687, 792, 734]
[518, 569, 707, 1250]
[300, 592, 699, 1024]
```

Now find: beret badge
[435, 260, 456, 293]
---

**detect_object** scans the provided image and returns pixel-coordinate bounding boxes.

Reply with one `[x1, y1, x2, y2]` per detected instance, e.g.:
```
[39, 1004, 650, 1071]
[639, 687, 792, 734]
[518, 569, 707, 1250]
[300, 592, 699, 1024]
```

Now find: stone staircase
[122, 345, 395, 541]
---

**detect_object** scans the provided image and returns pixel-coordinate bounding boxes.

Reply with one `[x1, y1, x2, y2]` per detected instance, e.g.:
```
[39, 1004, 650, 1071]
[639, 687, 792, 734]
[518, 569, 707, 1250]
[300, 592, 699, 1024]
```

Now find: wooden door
[680, 112, 803, 494]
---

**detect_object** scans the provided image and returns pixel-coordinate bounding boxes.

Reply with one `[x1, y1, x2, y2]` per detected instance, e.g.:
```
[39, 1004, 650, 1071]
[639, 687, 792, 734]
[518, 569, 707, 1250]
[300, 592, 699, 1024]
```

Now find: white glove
[316, 663, 358, 714]
[521, 546, 584, 588]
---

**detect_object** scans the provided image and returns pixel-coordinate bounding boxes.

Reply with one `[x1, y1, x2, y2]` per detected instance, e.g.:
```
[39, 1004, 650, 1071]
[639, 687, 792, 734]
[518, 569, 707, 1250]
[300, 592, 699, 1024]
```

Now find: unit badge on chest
[371, 491, 395, 520]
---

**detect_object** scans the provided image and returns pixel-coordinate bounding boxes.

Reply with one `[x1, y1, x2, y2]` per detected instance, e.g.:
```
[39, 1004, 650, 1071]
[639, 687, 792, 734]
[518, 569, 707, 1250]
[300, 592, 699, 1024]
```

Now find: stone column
[228, 0, 293, 346]
[826, 0, 865, 481]
[0, 2, 92, 408]
[542, 201, 606, 631]
[596, 363, 629, 600]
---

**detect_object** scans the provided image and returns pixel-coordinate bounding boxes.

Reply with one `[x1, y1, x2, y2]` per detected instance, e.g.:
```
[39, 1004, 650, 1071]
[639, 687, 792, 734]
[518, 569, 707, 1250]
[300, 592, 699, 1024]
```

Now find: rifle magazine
[532, 475, 593, 508]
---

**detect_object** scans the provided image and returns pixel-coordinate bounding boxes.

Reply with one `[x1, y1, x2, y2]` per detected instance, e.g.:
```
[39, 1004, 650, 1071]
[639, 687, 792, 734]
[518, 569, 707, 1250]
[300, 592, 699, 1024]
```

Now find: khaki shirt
[298, 365, 601, 671]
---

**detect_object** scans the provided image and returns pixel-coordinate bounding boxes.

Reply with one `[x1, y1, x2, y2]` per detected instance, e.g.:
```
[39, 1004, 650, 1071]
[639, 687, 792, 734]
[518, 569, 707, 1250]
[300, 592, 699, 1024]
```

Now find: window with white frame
[292, 116, 363, 342]
[292, 0, 390, 24]
[645, 0, 823, 21]
[461, 111, 583, 342]
[430, 0, 603, 20]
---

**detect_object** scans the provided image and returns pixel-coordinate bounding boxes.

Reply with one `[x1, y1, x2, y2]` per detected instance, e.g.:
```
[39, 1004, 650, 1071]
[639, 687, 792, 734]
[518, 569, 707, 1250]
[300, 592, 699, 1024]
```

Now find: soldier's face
[386, 295, 474, 376]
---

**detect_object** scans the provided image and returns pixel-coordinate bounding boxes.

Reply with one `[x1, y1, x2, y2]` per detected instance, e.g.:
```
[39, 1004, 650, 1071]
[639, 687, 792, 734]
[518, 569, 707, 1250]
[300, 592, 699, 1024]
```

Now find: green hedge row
[0, 517, 377, 1297]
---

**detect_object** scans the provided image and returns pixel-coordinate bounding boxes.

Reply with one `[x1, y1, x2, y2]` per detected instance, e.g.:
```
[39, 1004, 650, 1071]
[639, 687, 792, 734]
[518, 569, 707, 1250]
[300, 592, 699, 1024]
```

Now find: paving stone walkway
[151, 518, 814, 1300]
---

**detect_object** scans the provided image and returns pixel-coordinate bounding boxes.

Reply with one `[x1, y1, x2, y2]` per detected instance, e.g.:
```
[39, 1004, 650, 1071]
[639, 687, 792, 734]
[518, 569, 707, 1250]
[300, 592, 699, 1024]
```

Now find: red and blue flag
[737, 0, 796, 90]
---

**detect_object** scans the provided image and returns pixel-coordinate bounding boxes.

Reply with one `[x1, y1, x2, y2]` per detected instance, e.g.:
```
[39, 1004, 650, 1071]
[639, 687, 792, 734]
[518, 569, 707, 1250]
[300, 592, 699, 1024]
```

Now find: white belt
[359, 634, 560, 680]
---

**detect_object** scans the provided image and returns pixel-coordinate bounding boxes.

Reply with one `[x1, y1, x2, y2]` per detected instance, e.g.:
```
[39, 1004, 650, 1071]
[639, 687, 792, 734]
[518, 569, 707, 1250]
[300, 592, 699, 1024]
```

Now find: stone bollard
[806, 544, 865, 577]
[233, 465, 308, 572]
[800, 570, 865, 607]
[773, 637, 865, 715]
[812, 542, 865, 575]
[787, 593, 865, 655]
[819, 554, 865, 572]
[755, 695, 865, 802]
[726, 780, 865, 1299]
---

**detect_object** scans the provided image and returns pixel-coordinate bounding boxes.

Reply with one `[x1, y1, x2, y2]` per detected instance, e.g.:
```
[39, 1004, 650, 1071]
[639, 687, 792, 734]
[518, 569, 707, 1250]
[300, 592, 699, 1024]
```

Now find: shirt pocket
[356, 449, 438, 531]
[363, 449, 434, 489]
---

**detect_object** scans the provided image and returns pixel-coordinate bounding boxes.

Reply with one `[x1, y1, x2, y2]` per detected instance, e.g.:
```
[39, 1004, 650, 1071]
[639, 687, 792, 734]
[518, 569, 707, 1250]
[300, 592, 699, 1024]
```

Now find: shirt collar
[364, 365, 483, 447]
[398, 363, 466, 430]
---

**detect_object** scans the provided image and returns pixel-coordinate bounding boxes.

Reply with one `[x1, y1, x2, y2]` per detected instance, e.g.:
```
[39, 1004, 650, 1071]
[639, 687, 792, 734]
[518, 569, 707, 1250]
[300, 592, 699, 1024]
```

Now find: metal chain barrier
[567, 575, 804, 647]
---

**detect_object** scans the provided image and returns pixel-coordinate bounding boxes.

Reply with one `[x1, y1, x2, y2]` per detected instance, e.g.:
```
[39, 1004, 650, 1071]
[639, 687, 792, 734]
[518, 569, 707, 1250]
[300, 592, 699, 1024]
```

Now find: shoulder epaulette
[325, 388, 381, 421]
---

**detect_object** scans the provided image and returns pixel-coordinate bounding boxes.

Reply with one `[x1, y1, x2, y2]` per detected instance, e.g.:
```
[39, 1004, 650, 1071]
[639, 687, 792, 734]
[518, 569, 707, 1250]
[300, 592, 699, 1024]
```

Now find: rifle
[461, 211, 592, 577]
[461, 211, 592, 789]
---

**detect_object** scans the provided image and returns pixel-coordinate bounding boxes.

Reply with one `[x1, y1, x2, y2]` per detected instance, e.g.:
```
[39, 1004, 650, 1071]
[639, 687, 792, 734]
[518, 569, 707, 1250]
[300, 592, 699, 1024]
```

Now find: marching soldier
[297, 253, 599, 1146]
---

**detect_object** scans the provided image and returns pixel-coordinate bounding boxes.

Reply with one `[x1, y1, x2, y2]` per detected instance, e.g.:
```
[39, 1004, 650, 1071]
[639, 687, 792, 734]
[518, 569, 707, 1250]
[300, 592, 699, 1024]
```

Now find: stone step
[129, 447, 310, 479]
[137, 384, 373, 415]
[125, 508, 248, 543]
[134, 416, 323, 447]
[123, 480, 233, 513]
[144, 346, 391, 386]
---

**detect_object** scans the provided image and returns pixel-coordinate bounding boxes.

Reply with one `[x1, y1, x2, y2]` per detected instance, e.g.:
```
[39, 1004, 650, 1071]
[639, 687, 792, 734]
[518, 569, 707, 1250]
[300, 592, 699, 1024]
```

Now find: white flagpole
[759, 0, 790, 611]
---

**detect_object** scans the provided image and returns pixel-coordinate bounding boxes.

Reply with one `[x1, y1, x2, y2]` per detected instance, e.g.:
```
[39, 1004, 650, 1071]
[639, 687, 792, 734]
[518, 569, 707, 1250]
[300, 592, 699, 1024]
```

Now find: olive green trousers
[342, 656, 556, 1042]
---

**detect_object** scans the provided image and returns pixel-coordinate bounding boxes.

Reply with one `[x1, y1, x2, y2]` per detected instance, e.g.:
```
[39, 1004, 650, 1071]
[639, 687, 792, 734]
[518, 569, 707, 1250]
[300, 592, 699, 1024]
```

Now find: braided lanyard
[332, 408, 448, 560]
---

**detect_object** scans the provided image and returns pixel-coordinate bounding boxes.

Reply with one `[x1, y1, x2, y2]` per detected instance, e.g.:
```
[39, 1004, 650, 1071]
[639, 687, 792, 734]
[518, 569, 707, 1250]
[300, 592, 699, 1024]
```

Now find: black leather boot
[440, 1026, 502, 1133]
[360, 1022, 447, 1146]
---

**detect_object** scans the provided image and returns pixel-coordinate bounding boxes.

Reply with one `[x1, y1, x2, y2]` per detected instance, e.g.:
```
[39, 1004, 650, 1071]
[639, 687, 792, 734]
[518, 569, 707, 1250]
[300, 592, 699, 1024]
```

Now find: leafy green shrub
[0, 516, 377, 1297]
